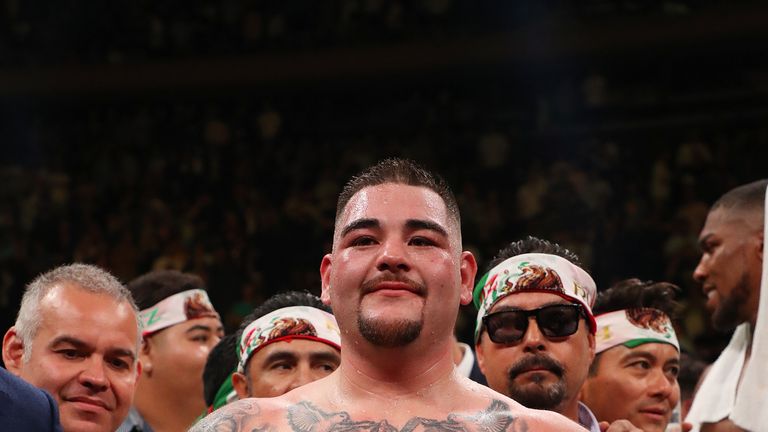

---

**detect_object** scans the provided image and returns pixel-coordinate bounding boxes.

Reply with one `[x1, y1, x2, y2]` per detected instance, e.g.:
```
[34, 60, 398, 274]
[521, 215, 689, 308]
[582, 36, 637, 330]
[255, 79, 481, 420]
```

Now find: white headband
[139, 289, 220, 336]
[595, 308, 679, 354]
[474, 253, 597, 341]
[238, 306, 341, 373]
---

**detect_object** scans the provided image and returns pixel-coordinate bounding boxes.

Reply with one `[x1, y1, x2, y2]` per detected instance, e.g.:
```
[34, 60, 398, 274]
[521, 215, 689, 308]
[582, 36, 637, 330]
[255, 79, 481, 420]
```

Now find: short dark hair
[335, 158, 460, 227]
[589, 278, 681, 376]
[203, 333, 238, 406]
[486, 236, 583, 273]
[712, 179, 768, 214]
[593, 278, 681, 318]
[128, 270, 207, 310]
[236, 291, 332, 375]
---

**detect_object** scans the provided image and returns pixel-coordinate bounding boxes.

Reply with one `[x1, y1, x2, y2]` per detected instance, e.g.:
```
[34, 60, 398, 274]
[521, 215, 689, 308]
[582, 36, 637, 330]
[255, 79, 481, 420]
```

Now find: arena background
[1, 1, 767, 364]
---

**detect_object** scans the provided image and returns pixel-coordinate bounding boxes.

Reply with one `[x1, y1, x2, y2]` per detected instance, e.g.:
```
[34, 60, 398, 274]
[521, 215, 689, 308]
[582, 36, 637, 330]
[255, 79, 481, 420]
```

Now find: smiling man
[474, 237, 603, 431]
[687, 179, 768, 432]
[581, 278, 683, 432]
[193, 159, 580, 432]
[2, 263, 141, 432]
[119, 270, 224, 432]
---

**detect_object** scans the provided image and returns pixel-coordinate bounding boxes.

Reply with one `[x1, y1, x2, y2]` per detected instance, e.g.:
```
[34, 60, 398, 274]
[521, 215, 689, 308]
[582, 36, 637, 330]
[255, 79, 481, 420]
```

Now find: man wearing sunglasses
[474, 237, 604, 432]
[580, 278, 685, 432]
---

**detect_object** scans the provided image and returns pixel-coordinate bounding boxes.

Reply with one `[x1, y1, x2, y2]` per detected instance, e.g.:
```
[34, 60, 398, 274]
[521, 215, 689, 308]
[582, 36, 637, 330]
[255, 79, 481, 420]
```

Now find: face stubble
[712, 270, 751, 331]
[357, 276, 426, 348]
[505, 354, 567, 411]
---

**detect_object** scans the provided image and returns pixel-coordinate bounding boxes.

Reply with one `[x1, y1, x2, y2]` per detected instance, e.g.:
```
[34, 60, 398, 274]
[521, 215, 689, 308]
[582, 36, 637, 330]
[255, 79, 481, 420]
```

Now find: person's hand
[682, 421, 693, 432]
[598, 420, 642, 432]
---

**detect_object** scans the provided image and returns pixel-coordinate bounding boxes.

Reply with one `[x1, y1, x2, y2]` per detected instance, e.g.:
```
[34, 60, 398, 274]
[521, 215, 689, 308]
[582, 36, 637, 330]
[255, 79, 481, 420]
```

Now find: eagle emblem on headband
[626, 308, 669, 334]
[184, 292, 216, 319]
[268, 317, 318, 340]
[514, 264, 565, 294]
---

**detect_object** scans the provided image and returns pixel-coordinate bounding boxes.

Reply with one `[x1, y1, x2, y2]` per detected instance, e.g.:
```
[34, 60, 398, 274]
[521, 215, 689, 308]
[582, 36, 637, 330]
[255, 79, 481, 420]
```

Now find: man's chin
[507, 379, 565, 411]
[61, 417, 112, 432]
[61, 404, 115, 432]
[358, 315, 422, 347]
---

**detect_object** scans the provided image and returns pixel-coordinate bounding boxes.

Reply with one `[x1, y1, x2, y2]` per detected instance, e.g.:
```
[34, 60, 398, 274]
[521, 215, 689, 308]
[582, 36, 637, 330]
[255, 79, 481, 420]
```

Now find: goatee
[358, 315, 422, 347]
[712, 272, 751, 332]
[506, 354, 567, 411]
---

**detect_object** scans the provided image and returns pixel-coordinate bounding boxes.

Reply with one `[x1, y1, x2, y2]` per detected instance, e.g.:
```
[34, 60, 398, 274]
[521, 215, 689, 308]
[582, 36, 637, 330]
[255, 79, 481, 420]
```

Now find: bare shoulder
[189, 398, 284, 432]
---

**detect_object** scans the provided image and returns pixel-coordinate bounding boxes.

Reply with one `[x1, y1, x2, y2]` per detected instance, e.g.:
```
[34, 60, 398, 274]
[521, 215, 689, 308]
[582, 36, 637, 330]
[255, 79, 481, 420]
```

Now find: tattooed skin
[192, 399, 527, 432]
[192, 401, 273, 432]
[287, 399, 526, 432]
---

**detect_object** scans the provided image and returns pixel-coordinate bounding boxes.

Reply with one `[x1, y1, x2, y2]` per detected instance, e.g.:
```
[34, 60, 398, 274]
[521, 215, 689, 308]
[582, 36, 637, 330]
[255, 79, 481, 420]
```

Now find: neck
[334, 335, 458, 401]
[134, 380, 203, 432]
[559, 397, 582, 425]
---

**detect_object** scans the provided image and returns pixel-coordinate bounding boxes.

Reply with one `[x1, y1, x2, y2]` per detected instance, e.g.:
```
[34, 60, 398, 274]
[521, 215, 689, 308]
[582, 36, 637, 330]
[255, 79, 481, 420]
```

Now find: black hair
[593, 278, 681, 318]
[712, 179, 768, 214]
[128, 270, 207, 310]
[486, 236, 583, 273]
[202, 333, 238, 407]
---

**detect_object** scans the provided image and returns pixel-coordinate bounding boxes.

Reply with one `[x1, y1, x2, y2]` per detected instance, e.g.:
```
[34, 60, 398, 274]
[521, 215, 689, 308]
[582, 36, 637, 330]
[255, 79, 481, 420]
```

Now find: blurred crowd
[1, 84, 765, 361]
[0, 0, 739, 66]
[1, 0, 766, 364]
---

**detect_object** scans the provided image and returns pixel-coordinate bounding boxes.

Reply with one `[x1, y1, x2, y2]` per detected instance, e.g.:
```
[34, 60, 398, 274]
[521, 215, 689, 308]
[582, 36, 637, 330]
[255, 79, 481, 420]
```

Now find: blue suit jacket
[0, 367, 63, 432]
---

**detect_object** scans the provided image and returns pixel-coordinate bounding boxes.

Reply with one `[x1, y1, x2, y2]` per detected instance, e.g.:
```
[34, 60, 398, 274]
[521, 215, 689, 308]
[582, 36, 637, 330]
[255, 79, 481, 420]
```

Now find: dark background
[1, 0, 767, 362]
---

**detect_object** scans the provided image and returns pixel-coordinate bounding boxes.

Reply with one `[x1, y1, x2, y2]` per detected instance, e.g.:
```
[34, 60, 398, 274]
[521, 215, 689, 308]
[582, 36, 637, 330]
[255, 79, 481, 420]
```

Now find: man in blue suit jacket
[0, 366, 63, 431]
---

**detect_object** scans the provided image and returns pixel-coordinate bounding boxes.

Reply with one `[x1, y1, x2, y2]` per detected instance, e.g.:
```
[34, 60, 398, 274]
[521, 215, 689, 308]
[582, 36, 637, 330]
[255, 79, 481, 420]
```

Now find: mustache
[361, 275, 426, 296]
[508, 354, 564, 379]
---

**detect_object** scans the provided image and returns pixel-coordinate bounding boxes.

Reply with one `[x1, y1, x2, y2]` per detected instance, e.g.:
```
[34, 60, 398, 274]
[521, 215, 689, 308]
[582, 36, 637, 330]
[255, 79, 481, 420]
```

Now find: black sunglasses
[482, 304, 584, 344]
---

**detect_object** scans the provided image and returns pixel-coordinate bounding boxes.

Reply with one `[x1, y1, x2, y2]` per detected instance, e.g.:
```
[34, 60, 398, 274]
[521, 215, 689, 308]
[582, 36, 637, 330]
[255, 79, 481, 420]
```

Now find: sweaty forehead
[335, 183, 458, 236]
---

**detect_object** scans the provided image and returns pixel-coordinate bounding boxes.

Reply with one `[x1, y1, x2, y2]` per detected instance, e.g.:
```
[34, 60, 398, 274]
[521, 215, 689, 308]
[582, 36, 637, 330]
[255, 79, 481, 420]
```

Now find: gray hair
[15, 263, 140, 362]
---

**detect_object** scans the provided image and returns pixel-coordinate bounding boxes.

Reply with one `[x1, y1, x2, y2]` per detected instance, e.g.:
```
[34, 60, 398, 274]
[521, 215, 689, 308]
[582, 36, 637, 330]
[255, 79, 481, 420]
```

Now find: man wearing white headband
[118, 270, 223, 432]
[687, 179, 768, 432]
[580, 279, 683, 432]
[194, 159, 580, 431]
[232, 291, 341, 399]
[474, 237, 605, 432]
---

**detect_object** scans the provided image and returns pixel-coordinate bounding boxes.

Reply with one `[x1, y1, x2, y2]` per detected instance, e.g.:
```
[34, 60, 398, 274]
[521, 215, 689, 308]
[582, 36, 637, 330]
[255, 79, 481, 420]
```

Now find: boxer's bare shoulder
[190, 398, 281, 432]
[191, 395, 579, 432]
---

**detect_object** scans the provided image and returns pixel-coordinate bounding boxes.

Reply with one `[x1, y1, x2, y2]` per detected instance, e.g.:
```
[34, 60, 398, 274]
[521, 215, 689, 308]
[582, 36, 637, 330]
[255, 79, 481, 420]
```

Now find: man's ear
[231, 372, 250, 400]
[587, 331, 596, 361]
[757, 231, 763, 261]
[2, 327, 26, 374]
[320, 253, 333, 305]
[459, 251, 478, 306]
[139, 338, 153, 376]
[134, 359, 143, 383]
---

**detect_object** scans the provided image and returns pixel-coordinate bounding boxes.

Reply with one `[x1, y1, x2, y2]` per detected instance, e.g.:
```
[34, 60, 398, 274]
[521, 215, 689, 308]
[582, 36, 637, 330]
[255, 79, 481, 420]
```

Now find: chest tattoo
[286, 399, 526, 432]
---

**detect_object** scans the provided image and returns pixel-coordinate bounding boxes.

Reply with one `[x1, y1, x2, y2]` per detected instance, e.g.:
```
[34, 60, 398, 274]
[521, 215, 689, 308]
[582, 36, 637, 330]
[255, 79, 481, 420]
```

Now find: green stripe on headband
[623, 337, 679, 350]
[473, 272, 489, 309]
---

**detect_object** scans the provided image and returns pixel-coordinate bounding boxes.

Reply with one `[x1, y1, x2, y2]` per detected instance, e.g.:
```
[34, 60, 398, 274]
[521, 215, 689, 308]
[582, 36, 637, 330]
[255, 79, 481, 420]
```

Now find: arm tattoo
[286, 399, 527, 432]
[190, 401, 273, 432]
